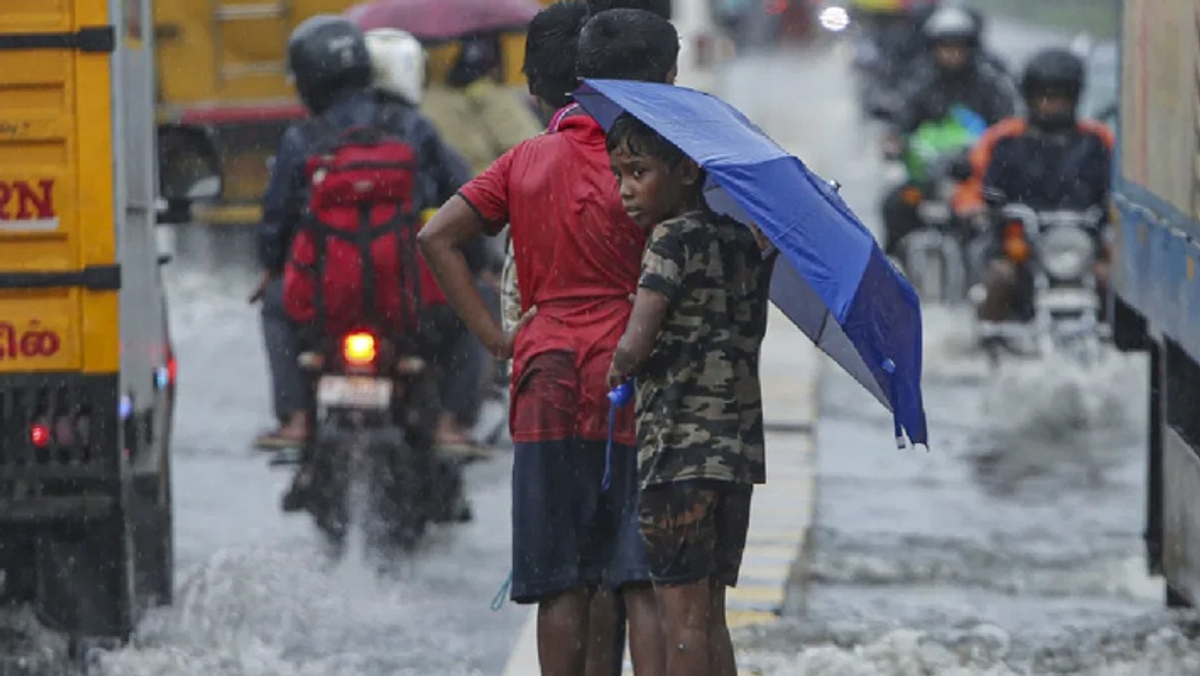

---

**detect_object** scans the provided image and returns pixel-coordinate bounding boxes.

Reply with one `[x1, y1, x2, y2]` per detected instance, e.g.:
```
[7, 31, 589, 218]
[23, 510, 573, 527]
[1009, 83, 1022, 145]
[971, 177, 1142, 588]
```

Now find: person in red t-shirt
[420, 8, 679, 676]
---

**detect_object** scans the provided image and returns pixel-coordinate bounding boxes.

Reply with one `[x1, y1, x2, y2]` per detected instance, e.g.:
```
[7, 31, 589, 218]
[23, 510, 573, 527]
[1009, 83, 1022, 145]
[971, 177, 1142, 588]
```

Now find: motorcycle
[974, 202, 1110, 365]
[296, 328, 469, 556]
[887, 106, 986, 303]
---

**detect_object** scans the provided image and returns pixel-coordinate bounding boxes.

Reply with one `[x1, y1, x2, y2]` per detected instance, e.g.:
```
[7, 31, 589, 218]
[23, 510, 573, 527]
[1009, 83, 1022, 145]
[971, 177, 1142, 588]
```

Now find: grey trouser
[259, 277, 306, 423]
[424, 304, 483, 425]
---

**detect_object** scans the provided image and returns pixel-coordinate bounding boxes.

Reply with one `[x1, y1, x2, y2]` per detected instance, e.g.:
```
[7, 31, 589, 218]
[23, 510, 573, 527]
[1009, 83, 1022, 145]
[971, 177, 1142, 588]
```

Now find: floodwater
[3, 13, 1198, 676]
[724, 22, 1200, 676]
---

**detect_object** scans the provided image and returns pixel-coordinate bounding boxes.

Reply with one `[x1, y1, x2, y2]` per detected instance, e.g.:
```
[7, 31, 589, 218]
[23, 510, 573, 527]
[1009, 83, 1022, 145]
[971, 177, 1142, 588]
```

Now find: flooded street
[3, 12, 1198, 676]
[724, 23, 1200, 676]
[91, 230, 524, 676]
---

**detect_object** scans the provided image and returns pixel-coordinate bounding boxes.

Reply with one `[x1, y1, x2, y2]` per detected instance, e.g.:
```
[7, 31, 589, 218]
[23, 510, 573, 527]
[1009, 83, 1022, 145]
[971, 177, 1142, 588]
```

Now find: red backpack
[283, 113, 427, 339]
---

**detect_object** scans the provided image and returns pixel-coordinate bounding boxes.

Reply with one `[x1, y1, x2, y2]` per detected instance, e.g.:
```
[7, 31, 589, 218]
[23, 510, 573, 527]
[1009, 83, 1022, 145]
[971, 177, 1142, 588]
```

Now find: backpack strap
[373, 100, 427, 326]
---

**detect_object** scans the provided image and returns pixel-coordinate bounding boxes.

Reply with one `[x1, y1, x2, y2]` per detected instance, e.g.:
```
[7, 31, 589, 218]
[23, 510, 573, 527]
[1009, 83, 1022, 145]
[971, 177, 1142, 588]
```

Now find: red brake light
[343, 332, 377, 366]
[30, 424, 50, 448]
[168, 355, 177, 385]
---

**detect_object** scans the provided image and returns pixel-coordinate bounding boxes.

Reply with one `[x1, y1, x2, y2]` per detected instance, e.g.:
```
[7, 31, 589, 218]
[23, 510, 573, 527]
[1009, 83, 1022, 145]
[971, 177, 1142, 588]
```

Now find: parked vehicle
[1110, 0, 1200, 610]
[154, 0, 534, 224]
[0, 0, 219, 664]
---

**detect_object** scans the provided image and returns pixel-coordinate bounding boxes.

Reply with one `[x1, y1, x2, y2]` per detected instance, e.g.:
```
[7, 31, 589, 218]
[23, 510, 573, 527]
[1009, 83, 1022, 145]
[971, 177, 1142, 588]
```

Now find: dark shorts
[509, 351, 649, 604]
[637, 480, 753, 588]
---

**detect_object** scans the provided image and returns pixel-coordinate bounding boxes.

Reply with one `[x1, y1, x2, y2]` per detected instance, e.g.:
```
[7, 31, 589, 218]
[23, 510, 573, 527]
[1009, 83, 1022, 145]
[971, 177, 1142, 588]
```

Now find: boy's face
[610, 144, 700, 229]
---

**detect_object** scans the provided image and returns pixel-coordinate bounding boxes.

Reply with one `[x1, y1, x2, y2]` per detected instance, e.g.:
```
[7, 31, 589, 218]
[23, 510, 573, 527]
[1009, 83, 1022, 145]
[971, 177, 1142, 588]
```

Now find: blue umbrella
[576, 78, 928, 448]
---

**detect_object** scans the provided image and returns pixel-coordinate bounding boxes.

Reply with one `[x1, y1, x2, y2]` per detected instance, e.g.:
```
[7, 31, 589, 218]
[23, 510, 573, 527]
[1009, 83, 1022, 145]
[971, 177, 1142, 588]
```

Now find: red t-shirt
[458, 114, 644, 444]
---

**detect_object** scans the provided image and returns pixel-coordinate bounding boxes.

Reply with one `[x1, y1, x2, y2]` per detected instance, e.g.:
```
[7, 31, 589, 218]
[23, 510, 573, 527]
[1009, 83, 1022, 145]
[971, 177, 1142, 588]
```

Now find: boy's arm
[610, 288, 670, 387]
[608, 223, 685, 387]
[419, 149, 523, 360]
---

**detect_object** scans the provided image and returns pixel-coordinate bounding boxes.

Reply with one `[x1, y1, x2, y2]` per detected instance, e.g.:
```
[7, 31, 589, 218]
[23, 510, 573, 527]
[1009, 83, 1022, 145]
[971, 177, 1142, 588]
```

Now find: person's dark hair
[446, 33, 502, 88]
[577, 9, 679, 83]
[524, 0, 590, 108]
[606, 113, 687, 167]
[586, 0, 671, 20]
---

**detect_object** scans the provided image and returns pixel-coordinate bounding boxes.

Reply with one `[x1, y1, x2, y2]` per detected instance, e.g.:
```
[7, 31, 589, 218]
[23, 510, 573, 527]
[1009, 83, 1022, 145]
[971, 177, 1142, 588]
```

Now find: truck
[0, 0, 219, 658]
[1110, 0, 1200, 607]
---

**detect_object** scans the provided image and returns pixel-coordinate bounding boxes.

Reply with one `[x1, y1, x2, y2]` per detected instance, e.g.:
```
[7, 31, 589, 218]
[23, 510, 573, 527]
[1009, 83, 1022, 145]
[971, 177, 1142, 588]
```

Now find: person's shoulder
[664, 211, 715, 233]
[652, 213, 710, 249]
[495, 128, 560, 161]
[1077, 119, 1116, 150]
[977, 58, 1012, 82]
[980, 117, 1029, 149]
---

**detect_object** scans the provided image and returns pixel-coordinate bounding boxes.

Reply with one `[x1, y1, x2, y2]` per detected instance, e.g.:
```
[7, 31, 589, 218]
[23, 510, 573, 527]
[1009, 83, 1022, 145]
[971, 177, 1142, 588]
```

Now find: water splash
[735, 613, 1200, 676]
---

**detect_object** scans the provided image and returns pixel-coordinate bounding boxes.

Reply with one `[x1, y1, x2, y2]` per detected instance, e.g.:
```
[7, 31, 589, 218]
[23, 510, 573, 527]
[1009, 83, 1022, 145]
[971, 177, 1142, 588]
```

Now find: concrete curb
[501, 309, 820, 676]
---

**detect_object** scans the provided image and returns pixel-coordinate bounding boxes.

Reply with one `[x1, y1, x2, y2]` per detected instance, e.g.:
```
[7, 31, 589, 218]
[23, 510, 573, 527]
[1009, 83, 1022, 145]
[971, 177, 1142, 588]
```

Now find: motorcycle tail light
[343, 332, 377, 367]
[30, 423, 50, 448]
[1003, 221, 1030, 263]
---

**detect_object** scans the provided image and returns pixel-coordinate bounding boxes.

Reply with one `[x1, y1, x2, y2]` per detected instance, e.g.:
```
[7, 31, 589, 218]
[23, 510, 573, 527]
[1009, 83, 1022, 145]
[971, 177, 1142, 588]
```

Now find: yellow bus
[0, 0, 217, 655]
[153, 0, 535, 224]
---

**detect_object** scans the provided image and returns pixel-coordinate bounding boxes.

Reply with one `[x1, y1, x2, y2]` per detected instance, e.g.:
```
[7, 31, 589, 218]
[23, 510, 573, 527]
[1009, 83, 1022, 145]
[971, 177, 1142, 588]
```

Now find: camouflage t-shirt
[635, 211, 772, 488]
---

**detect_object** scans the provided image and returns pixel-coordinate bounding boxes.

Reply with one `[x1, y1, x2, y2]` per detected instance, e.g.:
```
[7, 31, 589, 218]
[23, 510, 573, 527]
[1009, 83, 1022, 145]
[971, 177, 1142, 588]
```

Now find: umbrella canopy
[346, 0, 540, 41]
[576, 78, 928, 447]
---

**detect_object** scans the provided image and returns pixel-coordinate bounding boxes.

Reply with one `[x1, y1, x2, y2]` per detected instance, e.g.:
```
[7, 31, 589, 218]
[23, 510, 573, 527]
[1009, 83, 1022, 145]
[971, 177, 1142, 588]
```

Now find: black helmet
[287, 16, 372, 115]
[1021, 48, 1085, 131]
[922, 6, 981, 45]
[1020, 47, 1085, 100]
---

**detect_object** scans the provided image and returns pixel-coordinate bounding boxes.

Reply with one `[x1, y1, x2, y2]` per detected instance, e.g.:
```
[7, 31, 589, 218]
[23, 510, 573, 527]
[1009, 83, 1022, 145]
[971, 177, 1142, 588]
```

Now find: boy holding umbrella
[606, 112, 776, 676]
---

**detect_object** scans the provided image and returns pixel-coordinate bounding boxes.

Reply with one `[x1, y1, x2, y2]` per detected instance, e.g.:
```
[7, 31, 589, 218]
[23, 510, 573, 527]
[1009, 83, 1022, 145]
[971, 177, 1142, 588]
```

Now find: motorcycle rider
[252, 16, 474, 511]
[956, 47, 1115, 324]
[854, 0, 938, 77]
[879, 4, 1018, 259]
[364, 28, 496, 458]
[421, 32, 540, 449]
[901, 7, 1011, 82]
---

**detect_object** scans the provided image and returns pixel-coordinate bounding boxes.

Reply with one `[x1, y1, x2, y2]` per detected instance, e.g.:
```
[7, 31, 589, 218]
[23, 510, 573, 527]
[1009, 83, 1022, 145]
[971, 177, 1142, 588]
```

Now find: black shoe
[280, 475, 311, 513]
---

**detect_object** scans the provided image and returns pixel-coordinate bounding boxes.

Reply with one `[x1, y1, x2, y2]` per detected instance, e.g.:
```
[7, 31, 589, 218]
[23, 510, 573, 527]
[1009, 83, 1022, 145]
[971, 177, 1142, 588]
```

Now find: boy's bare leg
[657, 579, 714, 676]
[538, 588, 592, 676]
[623, 582, 666, 676]
[708, 582, 737, 676]
[584, 588, 618, 676]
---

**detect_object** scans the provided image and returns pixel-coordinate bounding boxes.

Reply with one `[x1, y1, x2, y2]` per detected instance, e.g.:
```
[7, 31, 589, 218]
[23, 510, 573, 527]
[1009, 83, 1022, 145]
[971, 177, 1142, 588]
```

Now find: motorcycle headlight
[1039, 227, 1094, 280]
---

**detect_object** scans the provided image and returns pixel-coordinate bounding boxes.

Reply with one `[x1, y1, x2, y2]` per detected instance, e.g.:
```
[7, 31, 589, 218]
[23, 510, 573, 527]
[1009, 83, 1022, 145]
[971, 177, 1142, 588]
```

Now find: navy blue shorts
[510, 437, 649, 604]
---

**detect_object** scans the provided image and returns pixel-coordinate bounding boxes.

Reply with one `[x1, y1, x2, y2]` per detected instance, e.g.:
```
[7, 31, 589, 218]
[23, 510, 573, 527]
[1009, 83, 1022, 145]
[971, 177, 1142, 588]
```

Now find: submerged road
[726, 20, 1200, 676]
[4, 14, 1197, 676]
